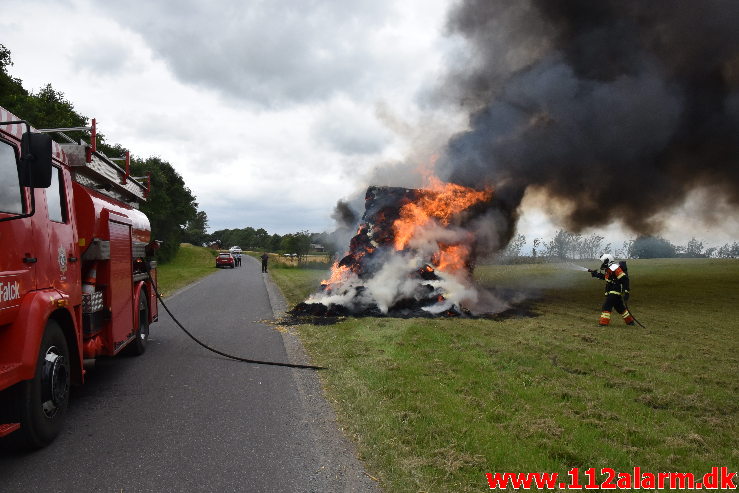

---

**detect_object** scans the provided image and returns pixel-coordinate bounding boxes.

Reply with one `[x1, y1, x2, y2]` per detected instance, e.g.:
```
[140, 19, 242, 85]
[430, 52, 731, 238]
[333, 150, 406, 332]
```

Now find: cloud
[68, 35, 134, 76]
[4, 0, 456, 237]
[206, 194, 334, 234]
[311, 99, 392, 155]
[93, 0, 413, 107]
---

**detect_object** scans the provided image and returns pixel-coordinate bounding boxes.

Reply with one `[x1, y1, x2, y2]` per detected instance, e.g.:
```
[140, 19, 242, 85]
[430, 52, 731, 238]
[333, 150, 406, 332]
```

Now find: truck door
[0, 138, 36, 326]
[41, 164, 81, 306]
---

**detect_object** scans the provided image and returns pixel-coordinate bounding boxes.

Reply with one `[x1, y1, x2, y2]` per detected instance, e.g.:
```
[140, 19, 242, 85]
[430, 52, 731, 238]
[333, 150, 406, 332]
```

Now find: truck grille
[82, 291, 104, 313]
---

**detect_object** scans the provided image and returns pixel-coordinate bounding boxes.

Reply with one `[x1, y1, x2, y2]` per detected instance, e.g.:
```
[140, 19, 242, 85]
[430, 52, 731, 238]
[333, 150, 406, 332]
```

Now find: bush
[629, 236, 676, 259]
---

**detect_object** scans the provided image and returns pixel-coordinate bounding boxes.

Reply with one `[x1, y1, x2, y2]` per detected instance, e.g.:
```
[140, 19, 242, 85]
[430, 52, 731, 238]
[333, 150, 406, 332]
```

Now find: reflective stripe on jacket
[603, 263, 629, 295]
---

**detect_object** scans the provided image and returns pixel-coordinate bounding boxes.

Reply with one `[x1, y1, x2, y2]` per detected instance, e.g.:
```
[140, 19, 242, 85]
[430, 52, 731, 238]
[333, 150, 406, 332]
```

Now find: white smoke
[361, 254, 420, 312]
[420, 273, 479, 314]
[306, 220, 499, 315]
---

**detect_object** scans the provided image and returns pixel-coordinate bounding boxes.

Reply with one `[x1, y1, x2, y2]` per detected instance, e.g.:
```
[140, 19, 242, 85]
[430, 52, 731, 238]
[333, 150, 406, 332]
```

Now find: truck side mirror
[19, 132, 53, 188]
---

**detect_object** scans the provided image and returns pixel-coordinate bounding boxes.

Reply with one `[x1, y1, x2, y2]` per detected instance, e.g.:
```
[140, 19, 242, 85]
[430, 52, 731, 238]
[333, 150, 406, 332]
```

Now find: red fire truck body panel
[0, 106, 158, 446]
[109, 218, 134, 347]
[73, 182, 152, 245]
[0, 191, 35, 324]
[71, 182, 158, 356]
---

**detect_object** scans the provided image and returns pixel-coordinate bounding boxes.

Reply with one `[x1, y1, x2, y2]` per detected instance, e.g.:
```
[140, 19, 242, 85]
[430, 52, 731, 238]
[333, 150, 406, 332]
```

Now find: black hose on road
[148, 270, 325, 370]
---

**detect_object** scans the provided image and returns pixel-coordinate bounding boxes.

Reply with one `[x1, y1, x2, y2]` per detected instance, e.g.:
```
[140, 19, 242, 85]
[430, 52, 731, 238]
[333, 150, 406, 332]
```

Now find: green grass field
[156, 244, 218, 296]
[270, 258, 739, 492]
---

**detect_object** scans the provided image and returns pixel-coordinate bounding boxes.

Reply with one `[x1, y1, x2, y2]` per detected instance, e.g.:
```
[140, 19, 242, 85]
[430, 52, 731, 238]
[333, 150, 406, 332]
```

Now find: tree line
[504, 230, 739, 260]
[204, 228, 337, 260]
[212, 225, 739, 263]
[1, 44, 202, 263]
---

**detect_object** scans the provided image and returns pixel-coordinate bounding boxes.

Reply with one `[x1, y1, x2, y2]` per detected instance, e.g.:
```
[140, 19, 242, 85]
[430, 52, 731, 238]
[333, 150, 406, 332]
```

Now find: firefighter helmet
[599, 253, 614, 268]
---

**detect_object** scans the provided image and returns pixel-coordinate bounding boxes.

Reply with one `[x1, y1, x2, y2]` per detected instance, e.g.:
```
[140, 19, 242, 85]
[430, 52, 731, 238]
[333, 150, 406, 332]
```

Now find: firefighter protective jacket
[592, 263, 630, 295]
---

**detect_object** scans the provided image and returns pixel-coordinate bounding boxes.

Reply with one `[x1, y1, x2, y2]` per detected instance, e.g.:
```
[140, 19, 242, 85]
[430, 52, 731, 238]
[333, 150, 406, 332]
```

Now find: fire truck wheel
[16, 320, 71, 449]
[128, 294, 149, 356]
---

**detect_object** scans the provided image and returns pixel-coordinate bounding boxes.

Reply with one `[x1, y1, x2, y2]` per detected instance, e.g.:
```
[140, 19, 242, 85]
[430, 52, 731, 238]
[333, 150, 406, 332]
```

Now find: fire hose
[145, 267, 325, 370]
[623, 297, 647, 329]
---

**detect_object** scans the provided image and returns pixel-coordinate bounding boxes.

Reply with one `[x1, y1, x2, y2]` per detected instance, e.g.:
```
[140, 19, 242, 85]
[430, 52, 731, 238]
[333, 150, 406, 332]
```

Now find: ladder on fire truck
[37, 118, 150, 206]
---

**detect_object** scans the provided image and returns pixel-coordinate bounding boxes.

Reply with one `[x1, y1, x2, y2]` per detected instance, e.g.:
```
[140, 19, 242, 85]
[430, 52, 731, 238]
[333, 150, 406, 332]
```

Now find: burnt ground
[287, 287, 543, 324]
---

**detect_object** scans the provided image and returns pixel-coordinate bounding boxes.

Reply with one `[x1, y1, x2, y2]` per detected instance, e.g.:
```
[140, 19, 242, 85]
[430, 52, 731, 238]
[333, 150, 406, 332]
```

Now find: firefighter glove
[624, 291, 630, 302]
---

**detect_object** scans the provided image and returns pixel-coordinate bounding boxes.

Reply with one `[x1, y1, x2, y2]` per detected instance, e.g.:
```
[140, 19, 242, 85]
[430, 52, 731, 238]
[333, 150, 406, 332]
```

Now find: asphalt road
[0, 255, 379, 493]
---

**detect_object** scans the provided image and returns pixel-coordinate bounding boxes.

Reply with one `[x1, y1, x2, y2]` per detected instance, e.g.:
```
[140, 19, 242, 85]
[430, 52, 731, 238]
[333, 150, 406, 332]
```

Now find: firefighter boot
[598, 311, 611, 326]
[622, 310, 636, 326]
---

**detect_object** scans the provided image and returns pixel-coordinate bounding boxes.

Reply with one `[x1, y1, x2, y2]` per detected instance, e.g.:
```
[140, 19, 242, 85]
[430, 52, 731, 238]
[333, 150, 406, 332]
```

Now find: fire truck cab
[0, 106, 158, 449]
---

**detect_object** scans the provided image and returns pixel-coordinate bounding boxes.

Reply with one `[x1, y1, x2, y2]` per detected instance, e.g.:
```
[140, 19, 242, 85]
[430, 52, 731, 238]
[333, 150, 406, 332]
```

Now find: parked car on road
[216, 252, 235, 268]
[229, 246, 242, 253]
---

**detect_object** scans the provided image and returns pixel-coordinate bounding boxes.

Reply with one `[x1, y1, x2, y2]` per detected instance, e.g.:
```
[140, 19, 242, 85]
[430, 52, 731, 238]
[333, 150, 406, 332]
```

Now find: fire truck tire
[128, 294, 149, 356]
[15, 320, 71, 449]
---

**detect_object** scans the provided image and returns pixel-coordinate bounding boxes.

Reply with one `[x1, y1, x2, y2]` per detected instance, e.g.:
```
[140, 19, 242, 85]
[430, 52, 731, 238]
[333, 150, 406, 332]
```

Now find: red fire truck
[0, 106, 158, 449]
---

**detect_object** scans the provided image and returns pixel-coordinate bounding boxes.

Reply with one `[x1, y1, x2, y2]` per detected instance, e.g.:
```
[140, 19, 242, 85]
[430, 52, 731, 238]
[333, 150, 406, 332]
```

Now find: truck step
[0, 423, 20, 438]
[0, 363, 22, 390]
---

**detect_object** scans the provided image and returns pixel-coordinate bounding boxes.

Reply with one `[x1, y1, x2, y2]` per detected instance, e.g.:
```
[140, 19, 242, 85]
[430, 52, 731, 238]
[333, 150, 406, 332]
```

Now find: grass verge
[156, 243, 218, 296]
[270, 258, 739, 492]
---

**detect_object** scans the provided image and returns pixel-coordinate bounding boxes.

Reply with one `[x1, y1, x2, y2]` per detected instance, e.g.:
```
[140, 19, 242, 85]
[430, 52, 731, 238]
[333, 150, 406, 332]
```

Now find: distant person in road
[261, 252, 269, 273]
[235, 253, 242, 267]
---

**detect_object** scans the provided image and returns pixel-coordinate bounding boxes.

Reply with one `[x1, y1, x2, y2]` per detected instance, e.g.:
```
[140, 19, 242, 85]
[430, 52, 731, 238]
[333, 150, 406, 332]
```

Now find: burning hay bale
[293, 180, 495, 317]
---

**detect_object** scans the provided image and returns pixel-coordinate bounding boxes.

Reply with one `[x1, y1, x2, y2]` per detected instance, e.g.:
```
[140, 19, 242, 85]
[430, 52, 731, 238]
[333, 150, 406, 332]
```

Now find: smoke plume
[331, 199, 359, 229]
[437, 0, 739, 247]
[305, 0, 739, 317]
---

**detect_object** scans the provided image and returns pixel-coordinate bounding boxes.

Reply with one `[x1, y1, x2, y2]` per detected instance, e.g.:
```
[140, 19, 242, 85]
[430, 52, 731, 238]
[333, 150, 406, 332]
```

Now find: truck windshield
[0, 141, 24, 214]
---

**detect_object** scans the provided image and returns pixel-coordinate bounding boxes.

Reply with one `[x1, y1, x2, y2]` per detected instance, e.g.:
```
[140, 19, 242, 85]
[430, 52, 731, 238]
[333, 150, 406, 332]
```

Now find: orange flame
[393, 176, 492, 252]
[433, 244, 472, 274]
[320, 175, 492, 291]
[321, 261, 351, 289]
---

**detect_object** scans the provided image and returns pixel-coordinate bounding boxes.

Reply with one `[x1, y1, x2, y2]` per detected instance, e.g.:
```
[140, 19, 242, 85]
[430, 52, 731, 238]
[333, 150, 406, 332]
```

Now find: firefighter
[589, 253, 635, 326]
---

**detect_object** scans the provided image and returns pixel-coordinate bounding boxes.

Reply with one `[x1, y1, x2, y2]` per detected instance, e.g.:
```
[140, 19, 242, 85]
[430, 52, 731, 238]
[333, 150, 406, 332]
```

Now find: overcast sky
[3, 0, 460, 234]
[2, 0, 736, 249]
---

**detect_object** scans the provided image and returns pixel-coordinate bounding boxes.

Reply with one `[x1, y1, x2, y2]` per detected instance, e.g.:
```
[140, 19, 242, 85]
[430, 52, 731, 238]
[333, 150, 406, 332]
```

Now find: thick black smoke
[438, 0, 739, 244]
[331, 199, 358, 229]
